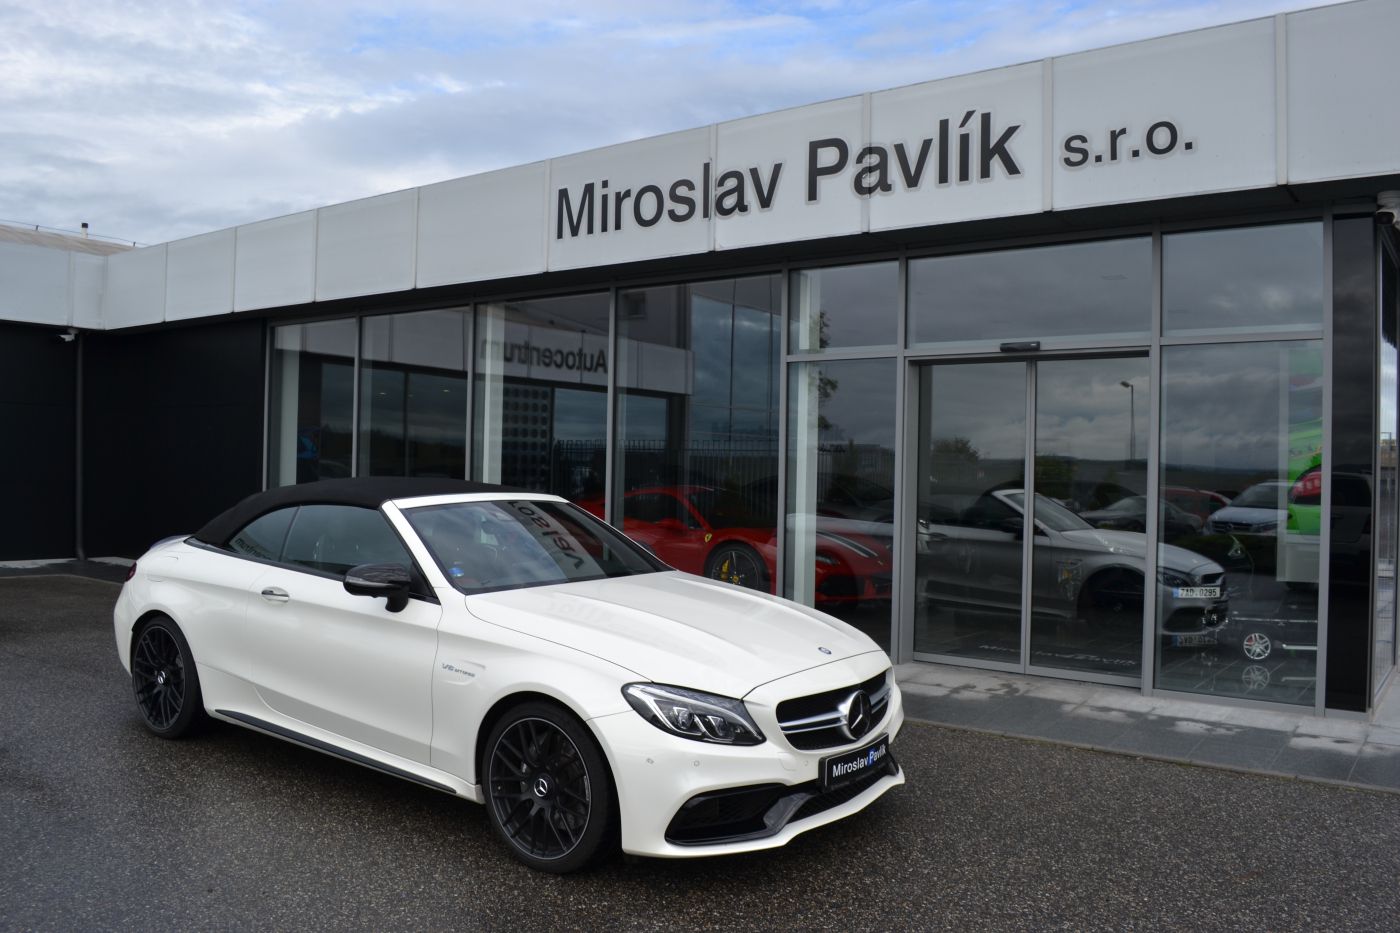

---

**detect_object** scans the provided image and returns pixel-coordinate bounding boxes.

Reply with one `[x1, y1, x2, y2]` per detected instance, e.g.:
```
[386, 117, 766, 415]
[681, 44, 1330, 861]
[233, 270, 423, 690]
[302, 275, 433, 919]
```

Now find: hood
[464, 571, 879, 698]
[1057, 528, 1221, 574]
[1209, 505, 1285, 525]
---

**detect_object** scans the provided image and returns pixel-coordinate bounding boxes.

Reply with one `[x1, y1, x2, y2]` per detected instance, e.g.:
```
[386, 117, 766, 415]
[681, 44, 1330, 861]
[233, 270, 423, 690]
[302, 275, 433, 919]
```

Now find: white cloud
[0, 0, 1350, 244]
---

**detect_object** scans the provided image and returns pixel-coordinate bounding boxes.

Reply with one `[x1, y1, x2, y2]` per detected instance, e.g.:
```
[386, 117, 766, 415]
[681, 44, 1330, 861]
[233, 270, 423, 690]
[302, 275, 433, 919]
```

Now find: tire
[1079, 569, 1144, 630]
[130, 615, 206, 739]
[1241, 630, 1273, 661]
[704, 542, 770, 593]
[483, 701, 615, 874]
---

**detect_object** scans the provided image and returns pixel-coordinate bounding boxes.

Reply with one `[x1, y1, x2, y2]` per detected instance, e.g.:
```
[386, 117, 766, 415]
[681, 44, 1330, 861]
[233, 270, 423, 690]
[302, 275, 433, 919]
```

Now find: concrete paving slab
[1350, 745, 1400, 790]
[1271, 746, 1361, 783]
[1189, 737, 1283, 772]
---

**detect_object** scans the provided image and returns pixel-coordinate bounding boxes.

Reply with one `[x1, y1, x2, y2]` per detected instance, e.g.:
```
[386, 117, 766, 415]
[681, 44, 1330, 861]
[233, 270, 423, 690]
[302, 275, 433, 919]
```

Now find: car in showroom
[579, 484, 893, 605]
[114, 478, 903, 873]
[917, 488, 1230, 643]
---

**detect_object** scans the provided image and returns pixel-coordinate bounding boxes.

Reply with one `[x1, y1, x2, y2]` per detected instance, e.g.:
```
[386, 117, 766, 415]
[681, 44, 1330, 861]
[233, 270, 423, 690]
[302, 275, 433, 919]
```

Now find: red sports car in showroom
[580, 485, 892, 605]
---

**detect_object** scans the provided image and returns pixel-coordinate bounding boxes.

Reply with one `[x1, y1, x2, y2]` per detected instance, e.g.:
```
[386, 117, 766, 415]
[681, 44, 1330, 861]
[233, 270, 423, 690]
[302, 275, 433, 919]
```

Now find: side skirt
[214, 708, 459, 796]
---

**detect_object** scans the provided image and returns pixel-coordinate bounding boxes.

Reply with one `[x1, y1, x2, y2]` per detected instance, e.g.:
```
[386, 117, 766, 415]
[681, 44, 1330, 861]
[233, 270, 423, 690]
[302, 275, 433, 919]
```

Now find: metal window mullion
[262, 319, 271, 491]
[350, 314, 362, 478]
[1020, 361, 1036, 671]
[776, 266, 790, 599]
[605, 286, 618, 527]
[1317, 209, 1334, 715]
[892, 250, 909, 662]
[462, 304, 475, 480]
[1143, 225, 1164, 695]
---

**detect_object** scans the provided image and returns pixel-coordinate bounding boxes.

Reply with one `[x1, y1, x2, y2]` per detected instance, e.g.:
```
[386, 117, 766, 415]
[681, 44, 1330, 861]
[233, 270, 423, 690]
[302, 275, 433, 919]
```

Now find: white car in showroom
[114, 478, 903, 872]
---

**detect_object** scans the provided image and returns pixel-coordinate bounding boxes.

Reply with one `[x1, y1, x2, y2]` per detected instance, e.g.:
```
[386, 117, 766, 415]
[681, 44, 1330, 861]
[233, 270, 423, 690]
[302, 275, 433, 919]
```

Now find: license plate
[1173, 586, 1221, 599]
[1171, 632, 1217, 647]
[820, 735, 891, 791]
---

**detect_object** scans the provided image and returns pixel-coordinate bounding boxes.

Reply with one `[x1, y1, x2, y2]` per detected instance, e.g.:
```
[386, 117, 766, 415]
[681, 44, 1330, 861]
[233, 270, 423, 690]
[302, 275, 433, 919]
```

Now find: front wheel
[1241, 630, 1273, 661]
[130, 616, 206, 738]
[484, 702, 615, 873]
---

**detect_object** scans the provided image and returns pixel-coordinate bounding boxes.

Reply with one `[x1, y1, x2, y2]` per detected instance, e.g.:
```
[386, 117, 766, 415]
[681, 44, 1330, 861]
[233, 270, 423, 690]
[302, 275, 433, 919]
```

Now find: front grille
[1197, 571, 1225, 587]
[776, 670, 890, 751]
[665, 755, 899, 846]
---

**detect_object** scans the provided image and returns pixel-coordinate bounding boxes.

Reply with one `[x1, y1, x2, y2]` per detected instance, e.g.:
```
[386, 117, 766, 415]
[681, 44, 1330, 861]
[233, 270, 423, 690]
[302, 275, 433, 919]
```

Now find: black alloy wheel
[705, 543, 769, 593]
[131, 617, 205, 738]
[484, 702, 615, 873]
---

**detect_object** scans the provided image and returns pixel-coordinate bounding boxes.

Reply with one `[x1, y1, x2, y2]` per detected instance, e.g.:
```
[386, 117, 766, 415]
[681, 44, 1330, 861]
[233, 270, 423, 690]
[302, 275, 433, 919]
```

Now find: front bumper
[592, 661, 906, 858]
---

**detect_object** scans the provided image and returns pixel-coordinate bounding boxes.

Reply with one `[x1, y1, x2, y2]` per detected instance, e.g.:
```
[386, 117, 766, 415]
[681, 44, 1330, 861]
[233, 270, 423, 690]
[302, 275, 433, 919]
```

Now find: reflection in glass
[1157, 341, 1324, 706]
[1029, 358, 1150, 677]
[790, 262, 898, 353]
[788, 359, 897, 651]
[1377, 250, 1398, 697]
[359, 309, 468, 478]
[473, 294, 608, 498]
[909, 238, 1151, 346]
[269, 319, 356, 486]
[1164, 223, 1323, 335]
[611, 276, 781, 598]
[913, 362, 1025, 662]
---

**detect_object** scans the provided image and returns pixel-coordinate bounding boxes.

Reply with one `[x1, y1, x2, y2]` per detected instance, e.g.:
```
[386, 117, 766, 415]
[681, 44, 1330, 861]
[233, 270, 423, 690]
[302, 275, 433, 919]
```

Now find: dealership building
[3, 0, 1398, 719]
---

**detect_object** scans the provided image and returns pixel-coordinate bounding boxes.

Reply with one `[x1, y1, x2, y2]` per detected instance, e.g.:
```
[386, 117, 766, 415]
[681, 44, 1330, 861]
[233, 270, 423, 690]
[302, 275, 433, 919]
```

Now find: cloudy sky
[1, 0, 1346, 246]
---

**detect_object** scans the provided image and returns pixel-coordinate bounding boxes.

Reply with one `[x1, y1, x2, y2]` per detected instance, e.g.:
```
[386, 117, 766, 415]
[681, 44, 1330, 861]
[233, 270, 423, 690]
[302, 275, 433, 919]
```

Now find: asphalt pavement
[4, 575, 1400, 931]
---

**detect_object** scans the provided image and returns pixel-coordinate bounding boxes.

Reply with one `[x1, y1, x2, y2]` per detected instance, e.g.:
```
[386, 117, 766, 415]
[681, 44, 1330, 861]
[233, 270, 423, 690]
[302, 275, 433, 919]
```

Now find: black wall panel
[1326, 216, 1377, 712]
[0, 323, 76, 559]
[83, 318, 264, 556]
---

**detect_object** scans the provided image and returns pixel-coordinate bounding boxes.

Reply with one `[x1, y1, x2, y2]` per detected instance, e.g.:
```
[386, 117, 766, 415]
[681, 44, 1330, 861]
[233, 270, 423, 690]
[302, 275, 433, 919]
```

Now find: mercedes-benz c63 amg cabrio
[114, 478, 904, 872]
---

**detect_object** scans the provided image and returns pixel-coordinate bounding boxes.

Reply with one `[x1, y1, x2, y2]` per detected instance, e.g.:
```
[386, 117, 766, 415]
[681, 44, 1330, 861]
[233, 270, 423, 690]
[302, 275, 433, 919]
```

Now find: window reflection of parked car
[1163, 486, 1232, 523]
[816, 475, 895, 523]
[1289, 467, 1373, 582]
[1205, 481, 1291, 535]
[1078, 496, 1203, 538]
[918, 489, 1229, 642]
[580, 486, 892, 605]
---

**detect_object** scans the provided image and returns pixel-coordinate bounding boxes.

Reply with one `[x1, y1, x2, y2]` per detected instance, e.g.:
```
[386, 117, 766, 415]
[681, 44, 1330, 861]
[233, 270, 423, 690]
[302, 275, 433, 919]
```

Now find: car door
[245, 504, 442, 764]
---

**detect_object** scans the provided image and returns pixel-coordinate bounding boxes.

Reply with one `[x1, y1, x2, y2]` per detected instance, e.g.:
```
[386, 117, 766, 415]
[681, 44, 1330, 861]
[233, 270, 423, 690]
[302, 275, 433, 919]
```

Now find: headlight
[1158, 569, 1193, 588]
[622, 683, 765, 746]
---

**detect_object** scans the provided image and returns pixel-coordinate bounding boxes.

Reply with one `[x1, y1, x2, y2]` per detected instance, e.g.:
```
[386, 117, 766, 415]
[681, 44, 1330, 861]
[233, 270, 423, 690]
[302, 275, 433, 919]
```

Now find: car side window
[227, 508, 297, 561]
[281, 505, 415, 577]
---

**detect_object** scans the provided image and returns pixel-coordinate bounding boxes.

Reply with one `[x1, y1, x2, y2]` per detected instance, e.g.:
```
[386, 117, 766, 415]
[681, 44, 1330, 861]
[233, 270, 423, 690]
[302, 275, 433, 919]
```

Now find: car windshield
[405, 500, 666, 596]
[686, 488, 771, 528]
[1231, 483, 1286, 509]
[1002, 491, 1093, 532]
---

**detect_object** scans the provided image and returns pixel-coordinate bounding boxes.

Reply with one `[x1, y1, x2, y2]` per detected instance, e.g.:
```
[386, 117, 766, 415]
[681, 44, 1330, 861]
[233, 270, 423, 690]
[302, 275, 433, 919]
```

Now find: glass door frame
[905, 349, 1153, 689]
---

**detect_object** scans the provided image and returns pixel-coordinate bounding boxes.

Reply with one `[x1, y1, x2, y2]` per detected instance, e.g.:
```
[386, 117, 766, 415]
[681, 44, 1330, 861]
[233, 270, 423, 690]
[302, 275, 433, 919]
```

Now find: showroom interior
[1, 0, 1398, 719]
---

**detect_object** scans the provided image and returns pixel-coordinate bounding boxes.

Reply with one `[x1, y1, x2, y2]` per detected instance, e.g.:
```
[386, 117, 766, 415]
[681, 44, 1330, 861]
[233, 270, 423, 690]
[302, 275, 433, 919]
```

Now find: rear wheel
[704, 542, 770, 593]
[130, 616, 206, 738]
[483, 702, 615, 873]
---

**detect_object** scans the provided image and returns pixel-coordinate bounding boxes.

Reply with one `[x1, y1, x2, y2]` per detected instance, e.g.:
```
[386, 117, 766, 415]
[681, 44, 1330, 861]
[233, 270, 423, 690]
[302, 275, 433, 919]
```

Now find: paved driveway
[4, 576, 1400, 931]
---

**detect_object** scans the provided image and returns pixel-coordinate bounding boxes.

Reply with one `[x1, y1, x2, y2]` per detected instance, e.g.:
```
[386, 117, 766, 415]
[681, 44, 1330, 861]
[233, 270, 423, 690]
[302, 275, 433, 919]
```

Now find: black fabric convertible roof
[193, 477, 525, 546]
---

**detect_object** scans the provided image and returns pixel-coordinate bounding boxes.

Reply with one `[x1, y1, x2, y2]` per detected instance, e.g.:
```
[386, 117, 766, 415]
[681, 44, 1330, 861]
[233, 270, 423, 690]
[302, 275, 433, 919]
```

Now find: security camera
[1378, 191, 1400, 228]
[58, 328, 77, 343]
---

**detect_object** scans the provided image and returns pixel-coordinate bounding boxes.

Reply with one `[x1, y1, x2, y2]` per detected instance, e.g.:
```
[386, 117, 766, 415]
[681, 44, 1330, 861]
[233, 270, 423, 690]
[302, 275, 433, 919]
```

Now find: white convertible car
[114, 478, 904, 872]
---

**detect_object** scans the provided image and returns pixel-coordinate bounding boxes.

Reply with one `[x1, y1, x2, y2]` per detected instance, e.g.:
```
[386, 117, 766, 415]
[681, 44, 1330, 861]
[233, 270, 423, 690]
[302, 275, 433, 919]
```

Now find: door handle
[260, 587, 290, 603]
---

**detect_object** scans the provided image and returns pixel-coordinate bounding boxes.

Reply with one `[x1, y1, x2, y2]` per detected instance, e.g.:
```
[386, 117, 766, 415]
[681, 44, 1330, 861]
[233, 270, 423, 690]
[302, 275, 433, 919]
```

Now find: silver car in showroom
[918, 489, 1229, 644]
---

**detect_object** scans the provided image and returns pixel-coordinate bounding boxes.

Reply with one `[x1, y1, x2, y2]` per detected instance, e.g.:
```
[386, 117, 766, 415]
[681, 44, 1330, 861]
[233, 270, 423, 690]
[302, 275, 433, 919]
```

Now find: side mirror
[344, 562, 413, 613]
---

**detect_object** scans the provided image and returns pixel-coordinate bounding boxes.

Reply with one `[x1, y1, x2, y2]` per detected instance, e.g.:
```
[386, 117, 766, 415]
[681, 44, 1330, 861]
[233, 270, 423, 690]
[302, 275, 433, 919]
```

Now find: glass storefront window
[787, 358, 897, 650]
[613, 276, 781, 593]
[908, 237, 1151, 347]
[358, 309, 469, 478]
[1163, 222, 1324, 336]
[790, 261, 898, 353]
[1156, 340, 1324, 706]
[1377, 249, 1398, 697]
[269, 319, 357, 486]
[473, 294, 609, 498]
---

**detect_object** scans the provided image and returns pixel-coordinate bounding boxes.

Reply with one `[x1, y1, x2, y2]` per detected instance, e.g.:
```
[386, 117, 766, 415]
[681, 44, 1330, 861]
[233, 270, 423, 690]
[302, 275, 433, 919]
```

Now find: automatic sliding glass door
[913, 355, 1150, 683]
